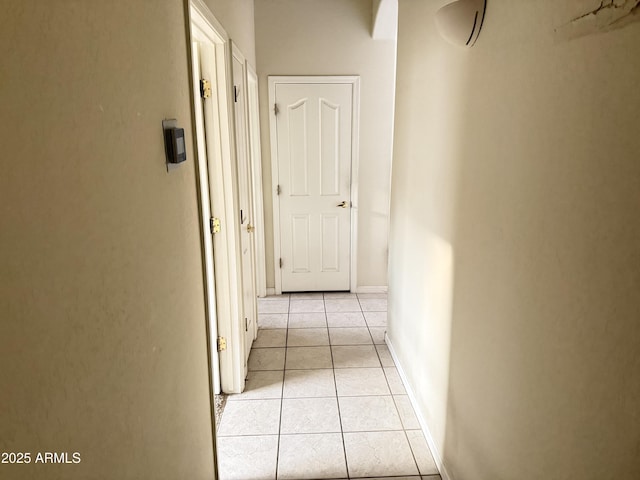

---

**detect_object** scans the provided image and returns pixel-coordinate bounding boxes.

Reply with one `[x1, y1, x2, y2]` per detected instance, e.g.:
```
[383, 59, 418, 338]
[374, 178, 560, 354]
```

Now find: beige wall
[389, 1, 640, 479]
[255, 0, 397, 290]
[205, 0, 256, 65]
[0, 0, 256, 478]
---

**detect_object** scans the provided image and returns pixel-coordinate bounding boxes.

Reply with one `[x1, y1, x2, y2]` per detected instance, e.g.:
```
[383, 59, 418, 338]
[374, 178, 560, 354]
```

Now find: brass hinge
[279, 258, 283, 269]
[217, 336, 227, 352]
[200, 79, 211, 99]
[210, 217, 221, 234]
[274, 103, 279, 115]
[276, 185, 281, 195]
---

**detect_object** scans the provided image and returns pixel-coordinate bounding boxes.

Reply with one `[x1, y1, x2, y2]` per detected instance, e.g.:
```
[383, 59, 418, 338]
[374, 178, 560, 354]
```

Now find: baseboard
[385, 334, 453, 480]
[354, 285, 388, 294]
[268, 286, 387, 295]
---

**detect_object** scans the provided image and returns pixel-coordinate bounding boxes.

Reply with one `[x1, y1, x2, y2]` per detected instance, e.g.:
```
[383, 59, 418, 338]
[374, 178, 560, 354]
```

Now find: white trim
[268, 75, 361, 294]
[189, 1, 245, 395]
[354, 285, 388, 294]
[231, 41, 260, 371]
[189, 41, 220, 395]
[246, 63, 267, 298]
[385, 334, 451, 480]
[267, 79, 282, 295]
[222, 40, 247, 392]
[190, 0, 228, 42]
[266, 287, 276, 296]
[350, 78, 361, 294]
[189, 0, 228, 396]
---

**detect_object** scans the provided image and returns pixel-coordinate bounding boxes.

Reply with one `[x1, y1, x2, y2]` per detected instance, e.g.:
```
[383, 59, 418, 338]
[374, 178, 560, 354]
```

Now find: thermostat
[162, 119, 187, 166]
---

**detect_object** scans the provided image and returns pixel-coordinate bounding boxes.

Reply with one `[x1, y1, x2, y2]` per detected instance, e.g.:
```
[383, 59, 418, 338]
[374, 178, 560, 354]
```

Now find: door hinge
[210, 217, 221, 234]
[217, 336, 227, 352]
[244, 318, 249, 332]
[279, 258, 283, 269]
[234, 85, 239, 103]
[276, 185, 281, 195]
[200, 79, 211, 99]
[274, 103, 279, 115]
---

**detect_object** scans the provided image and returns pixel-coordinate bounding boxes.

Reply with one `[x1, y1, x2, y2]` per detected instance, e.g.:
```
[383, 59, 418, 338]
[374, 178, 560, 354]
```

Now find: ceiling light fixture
[435, 0, 487, 47]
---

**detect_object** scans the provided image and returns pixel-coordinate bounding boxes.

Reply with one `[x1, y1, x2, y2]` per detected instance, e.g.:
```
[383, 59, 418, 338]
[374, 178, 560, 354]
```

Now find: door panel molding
[268, 76, 360, 294]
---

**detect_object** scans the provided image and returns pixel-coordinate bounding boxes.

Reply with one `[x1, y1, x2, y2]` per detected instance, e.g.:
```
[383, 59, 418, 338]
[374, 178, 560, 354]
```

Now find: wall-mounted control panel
[162, 119, 186, 168]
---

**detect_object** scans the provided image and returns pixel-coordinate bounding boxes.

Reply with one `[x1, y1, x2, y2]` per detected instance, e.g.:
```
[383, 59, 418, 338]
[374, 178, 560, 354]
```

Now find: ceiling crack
[555, 0, 640, 41]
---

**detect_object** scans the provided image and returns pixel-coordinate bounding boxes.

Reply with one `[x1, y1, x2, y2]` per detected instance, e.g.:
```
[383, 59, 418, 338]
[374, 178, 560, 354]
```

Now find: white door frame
[189, 40, 220, 394]
[189, 0, 246, 395]
[231, 42, 258, 370]
[247, 64, 268, 298]
[268, 76, 361, 294]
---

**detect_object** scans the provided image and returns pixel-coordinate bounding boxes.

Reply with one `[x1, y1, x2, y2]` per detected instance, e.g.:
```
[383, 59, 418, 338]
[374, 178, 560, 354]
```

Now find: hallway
[216, 292, 440, 480]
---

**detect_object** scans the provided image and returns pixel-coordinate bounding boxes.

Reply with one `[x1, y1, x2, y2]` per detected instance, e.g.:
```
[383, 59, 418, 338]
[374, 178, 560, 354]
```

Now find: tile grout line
[274, 295, 291, 480]
[252, 365, 392, 372]
[359, 294, 404, 457]
[356, 295, 382, 361]
[359, 295, 423, 477]
[255, 293, 407, 480]
[375, 317, 422, 477]
[325, 292, 351, 480]
[218, 427, 423, 438]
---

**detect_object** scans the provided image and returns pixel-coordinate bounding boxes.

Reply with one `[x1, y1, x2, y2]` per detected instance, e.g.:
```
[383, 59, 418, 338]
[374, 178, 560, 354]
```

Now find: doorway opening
[188, 0, 266, 457]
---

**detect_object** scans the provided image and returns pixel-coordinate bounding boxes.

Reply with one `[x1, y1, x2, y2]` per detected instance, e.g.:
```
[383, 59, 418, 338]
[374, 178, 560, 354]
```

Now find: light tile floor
[217, 292, 440, 480]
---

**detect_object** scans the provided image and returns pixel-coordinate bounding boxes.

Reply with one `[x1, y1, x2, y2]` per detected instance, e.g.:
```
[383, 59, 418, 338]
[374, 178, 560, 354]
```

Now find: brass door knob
[247, 223, 255, 233]
[337, 201, 348, 208]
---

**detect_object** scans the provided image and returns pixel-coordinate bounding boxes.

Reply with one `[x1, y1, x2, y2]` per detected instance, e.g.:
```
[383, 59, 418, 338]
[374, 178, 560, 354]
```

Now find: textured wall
[255, 0, 397, 290]
[205, 0, 256, 65]
[389, 1, 640, 479]
[0, 1, 215, 478]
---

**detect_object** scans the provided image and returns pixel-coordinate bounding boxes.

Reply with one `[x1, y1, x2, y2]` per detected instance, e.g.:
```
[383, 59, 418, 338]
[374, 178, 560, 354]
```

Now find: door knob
[247, 223, 255, 233]
[337, 201, 348, 208]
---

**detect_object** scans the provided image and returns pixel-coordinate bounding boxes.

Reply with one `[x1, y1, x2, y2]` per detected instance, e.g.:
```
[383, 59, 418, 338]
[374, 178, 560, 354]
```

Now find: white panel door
[191, 41, 221, 394]
[232, 48, 257, 372]
[275, 83, 353, 291]
[246, 64, 267, 298]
